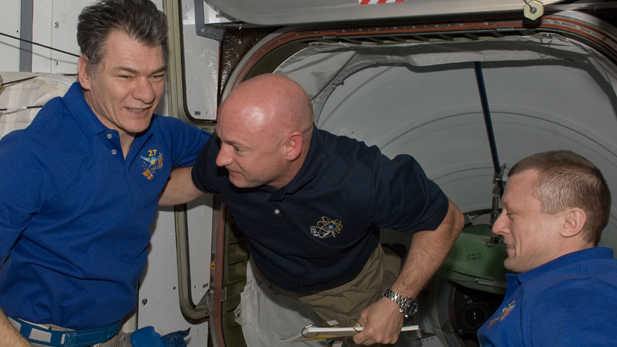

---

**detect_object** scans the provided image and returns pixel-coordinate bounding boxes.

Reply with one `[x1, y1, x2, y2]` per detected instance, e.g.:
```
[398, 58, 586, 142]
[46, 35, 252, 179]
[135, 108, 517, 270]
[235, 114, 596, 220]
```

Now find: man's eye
[233, 147, 242, 153]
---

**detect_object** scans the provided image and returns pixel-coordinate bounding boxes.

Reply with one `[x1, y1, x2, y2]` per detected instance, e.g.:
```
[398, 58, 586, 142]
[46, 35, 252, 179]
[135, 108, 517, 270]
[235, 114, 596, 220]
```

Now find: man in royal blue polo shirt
[477, 150, 617, 346]
[0, 0, 209, 346]
[164, 73, 464, 345]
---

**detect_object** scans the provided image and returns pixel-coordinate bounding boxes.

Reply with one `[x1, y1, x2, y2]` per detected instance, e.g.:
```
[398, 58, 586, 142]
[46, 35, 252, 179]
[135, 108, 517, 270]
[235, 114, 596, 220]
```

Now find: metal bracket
[197, 288, 213, 315]
[194, 0, 224, 41]
[523, 0, 544, 20]
[476, 278, 507, 288]
[220, 286, 228, 301]
[485, 164, 506, 247]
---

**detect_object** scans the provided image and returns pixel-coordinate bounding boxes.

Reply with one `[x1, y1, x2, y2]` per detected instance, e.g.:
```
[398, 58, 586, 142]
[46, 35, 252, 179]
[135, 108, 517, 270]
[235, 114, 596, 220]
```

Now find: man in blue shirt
[477, 150, 617, 346]
[0, 0, 209, 346]
[164, 73, 465, 345]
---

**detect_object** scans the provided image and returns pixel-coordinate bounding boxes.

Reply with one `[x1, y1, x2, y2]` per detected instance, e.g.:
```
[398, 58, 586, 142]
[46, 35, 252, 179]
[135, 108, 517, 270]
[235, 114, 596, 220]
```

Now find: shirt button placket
[106, 133, 118, 155]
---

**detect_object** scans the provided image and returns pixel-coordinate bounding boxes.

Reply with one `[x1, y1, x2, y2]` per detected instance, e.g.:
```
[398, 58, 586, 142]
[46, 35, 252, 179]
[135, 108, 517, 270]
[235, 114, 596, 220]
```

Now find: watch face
[405, 300, 419, 316]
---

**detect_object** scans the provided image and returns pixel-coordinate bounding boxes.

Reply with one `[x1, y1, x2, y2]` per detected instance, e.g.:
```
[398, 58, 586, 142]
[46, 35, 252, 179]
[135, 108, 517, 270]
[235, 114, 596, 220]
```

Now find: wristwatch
[383, 288, 419, 318]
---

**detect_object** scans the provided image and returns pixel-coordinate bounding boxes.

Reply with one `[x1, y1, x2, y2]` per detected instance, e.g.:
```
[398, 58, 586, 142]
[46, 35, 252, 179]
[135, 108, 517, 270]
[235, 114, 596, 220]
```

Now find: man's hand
[352, 297, 405, 345]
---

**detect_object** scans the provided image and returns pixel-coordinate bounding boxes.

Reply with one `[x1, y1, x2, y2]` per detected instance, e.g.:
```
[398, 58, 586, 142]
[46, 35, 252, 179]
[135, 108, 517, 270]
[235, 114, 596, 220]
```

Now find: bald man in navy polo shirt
[163, 73, 464, 346]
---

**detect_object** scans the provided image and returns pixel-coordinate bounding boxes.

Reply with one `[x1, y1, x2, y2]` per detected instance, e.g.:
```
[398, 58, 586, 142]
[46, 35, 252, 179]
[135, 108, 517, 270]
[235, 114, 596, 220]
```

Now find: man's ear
[560, 208, 587, 238]
[284, 131, 303, 161]
[78, 54, 91, 90]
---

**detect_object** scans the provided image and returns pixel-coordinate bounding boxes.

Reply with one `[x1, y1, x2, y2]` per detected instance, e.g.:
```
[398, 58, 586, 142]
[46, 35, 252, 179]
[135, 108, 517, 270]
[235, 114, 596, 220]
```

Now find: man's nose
[133, 77, 156, 104]
[492, 212, 509, 235]
[216, 145, 233, 167]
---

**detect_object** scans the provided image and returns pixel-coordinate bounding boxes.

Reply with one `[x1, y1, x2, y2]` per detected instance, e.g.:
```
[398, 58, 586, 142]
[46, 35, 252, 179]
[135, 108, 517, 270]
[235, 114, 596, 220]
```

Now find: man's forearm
[391, 200, 464, 298]
[0, 308, 31, 347]
[159, 167, 205, 206]
[352, 200, 464, 345]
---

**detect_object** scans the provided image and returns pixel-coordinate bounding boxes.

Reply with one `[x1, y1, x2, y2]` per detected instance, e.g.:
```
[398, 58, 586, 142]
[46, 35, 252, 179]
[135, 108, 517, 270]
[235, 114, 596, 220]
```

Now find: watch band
[383, 288, 418, 318]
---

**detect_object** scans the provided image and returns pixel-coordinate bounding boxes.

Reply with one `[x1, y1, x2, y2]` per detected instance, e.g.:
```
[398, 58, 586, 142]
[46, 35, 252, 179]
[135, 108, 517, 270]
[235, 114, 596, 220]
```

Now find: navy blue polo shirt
[0, 82, 210, 329]
[192, 127, 448, 292]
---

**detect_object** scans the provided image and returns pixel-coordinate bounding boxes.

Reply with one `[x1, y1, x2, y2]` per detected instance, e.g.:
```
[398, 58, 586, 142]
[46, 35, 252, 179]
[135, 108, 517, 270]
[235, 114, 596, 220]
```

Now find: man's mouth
[226, 166, 241, 174]
[127, 107, 150, 113]
[505, 244, 515, 253]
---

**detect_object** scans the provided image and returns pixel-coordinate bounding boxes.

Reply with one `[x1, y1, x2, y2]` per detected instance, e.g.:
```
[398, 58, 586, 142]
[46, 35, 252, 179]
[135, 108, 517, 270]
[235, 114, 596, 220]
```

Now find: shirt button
[107, 134, 112, 139]
[274, 209, 280, 214]
[111, 149, 117, 155]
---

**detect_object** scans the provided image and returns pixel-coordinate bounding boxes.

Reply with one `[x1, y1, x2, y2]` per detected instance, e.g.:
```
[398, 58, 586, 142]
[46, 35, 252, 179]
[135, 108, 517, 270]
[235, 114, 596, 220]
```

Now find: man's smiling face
[80, 30, 166, 139]
[492, 170, 564, 273]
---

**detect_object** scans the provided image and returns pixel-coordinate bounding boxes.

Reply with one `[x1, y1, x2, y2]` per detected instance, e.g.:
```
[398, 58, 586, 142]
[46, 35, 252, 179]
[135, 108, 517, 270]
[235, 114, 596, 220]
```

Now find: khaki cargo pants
[253, 244, 402, 324]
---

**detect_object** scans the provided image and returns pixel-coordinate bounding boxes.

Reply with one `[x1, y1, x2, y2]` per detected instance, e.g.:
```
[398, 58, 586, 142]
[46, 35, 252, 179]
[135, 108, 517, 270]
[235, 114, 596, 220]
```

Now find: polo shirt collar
[63, 82, 109, 137]
[514, 247, 613, 285]
[268, 125, 326, 201]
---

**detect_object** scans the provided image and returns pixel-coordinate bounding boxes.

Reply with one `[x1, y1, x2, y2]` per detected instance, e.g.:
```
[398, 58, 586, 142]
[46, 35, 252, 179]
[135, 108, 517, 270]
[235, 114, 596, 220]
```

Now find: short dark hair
[508, 150, 611, 245]
[77, 0, 168, 76]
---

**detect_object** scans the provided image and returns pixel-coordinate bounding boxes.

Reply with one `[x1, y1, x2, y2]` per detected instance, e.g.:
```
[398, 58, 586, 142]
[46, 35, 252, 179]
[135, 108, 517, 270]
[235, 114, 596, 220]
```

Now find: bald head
[221, 74, 314, 136]
[215, 74, 315, 189]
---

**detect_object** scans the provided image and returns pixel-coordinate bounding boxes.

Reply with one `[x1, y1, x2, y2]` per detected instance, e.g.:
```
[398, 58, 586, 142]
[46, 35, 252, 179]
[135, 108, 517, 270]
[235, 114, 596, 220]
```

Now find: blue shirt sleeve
[0, 132, 48, 257]
[191, 132, 220, 194]
[156, 116, 211, 168]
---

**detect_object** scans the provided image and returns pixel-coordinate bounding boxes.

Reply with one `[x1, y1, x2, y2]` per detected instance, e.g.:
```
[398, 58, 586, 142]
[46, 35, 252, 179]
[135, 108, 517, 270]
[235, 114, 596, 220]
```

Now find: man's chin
[228, 177, 244, 187]
[504, 258, 527, 273]
[121, 117, 153, 134]
[230, 178, 263, 189]
[228, 174, 250, 188]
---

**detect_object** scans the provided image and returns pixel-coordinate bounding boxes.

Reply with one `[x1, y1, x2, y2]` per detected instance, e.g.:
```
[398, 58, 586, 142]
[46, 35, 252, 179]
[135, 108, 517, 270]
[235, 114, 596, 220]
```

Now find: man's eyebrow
[500, 199, 511, 211]
[113, 66, 167, 74]
[151, 66, 168, 74]
[502, 201, 517, 214]
[215, 130, 230, 144]
[216, 132, 243, 148]
[223, 139, 241, 147]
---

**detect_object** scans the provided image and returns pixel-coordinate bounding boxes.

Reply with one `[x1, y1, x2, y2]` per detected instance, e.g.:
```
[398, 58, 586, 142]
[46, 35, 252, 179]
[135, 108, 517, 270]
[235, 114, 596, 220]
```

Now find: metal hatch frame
[223, 11, 617, 95]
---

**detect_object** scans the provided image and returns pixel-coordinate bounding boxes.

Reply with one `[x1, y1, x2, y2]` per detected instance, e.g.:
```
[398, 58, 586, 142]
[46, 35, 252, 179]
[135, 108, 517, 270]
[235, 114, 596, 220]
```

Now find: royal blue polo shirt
[478, 247, 617, 347]
[192, 128, 448, 292]
[0, 82, 210, 329]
